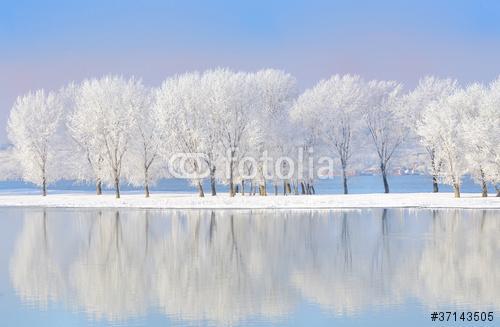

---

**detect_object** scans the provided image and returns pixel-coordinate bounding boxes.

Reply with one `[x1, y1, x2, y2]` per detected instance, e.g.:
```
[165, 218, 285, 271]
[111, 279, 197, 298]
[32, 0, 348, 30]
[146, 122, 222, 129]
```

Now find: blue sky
[1, 0, 500, 143]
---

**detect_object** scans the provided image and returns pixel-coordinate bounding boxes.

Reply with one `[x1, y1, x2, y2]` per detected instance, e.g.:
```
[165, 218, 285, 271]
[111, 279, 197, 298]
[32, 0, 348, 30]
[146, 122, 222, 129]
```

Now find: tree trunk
[262, 179, 267, 196]
[144, 169, 150, 197]
[210, 168, 217, 196]
[114, 177, 120, 199]
[197, 180, 205, 197]
[241, 180, 245, 195]
[286, 182, 292, 194]
[495, 185, 500, 197]
[229, 156, 235, 197]
[96, 180, 102, 195]
[380, 163, 389, 193]
[453, 183, 460, 198]
[274, 183, 278, 195]
[341, 165, 348, 194]
[294, 181, 298, 195]
[259, 185, 266, 195]
[481, 182, 488, 197]
[42, 177, 47, 197]
[300, 182, 306, 194]
[432, 174, 439, 193]
[430, 149, 439, 193]
[480, 168, 488, 197]
[310, 184, 316, 195]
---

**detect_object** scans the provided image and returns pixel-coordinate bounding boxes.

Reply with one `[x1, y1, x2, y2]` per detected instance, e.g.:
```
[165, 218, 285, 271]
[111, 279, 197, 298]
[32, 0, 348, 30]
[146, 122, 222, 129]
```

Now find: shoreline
[0, 192, 499, 209]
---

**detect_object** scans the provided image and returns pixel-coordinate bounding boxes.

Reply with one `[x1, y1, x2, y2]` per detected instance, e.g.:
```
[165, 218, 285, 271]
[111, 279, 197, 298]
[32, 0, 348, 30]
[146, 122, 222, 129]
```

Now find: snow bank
[0, 192, 499, 209]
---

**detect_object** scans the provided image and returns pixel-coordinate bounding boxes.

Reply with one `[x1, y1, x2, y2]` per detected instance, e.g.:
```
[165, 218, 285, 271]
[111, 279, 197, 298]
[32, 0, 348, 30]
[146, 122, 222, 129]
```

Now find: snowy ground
[0, 192, 499, 209]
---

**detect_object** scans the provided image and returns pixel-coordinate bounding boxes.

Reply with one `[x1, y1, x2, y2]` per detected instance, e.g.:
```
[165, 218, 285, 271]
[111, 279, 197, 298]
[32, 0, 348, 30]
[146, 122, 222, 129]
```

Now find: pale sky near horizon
[1, 0, 500, 144]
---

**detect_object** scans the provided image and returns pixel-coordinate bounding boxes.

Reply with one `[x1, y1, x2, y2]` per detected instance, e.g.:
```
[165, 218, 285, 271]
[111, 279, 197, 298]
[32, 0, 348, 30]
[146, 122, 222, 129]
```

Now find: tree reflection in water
[9, 208, 500, 325]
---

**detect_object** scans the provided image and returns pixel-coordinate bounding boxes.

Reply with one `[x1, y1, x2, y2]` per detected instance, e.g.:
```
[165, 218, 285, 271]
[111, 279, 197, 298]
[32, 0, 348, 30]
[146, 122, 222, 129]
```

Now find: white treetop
[0, 146, 20, 181]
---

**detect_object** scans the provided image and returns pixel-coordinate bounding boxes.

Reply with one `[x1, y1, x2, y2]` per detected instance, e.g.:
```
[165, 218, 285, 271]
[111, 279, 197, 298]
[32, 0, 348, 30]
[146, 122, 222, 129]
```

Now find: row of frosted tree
[5, 69, 500, 198]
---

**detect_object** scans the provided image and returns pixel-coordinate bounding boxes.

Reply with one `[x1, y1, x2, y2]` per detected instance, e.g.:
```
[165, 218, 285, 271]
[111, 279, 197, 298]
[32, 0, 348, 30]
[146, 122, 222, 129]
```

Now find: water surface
[0, 208, 499, 326]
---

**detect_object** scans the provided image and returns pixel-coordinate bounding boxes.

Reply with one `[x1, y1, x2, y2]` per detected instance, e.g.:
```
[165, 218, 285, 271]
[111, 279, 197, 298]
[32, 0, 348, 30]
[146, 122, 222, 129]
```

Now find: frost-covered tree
[65, 83, 106, 195]
[290, 103, 323, 195]
[209, 69, 259, 197]
[292, 75, 366, 194]
[418, 86, 480, 198]
[461, 84, 491, 197]
[155, 72, 209, 197]
[252, 69, 297, 195]
[0, 146, 21, 181]
[405, 76, 458, 192]
[363, 80, 405, 193]
[482, 79, 500, 196]
[242, 69, 297, 195]
[7, 90, 63, 196]
[464, 79, 500, 196]
[123, 87, 163, 197]
[73, 76, 142, 198]
[199, 70, 229, 196]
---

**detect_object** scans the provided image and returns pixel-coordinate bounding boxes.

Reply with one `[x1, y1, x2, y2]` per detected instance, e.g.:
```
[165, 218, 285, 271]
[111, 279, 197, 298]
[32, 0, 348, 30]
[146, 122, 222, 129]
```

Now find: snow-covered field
[0, 192, 499, 209]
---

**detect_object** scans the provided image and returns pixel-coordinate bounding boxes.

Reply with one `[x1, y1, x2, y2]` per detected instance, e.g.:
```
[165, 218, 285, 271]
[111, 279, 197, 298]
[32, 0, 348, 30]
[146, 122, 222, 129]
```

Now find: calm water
[0, 208, 499, 326]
